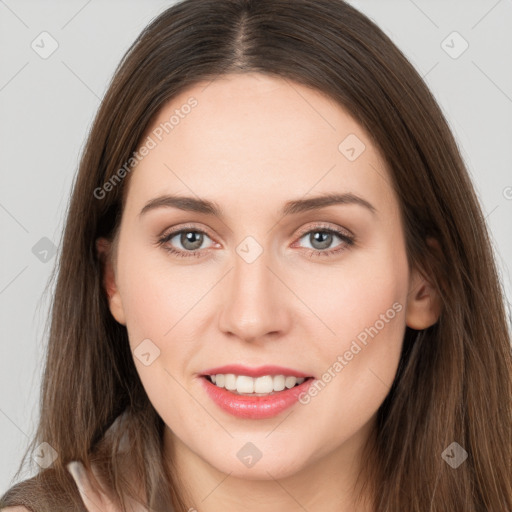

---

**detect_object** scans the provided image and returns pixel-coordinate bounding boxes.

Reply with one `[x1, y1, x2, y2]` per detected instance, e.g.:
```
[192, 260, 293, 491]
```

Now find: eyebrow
[138, 192, 377, 219]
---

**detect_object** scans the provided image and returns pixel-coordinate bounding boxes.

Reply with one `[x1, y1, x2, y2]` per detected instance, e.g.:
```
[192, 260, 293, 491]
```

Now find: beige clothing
[65, 411, 149, 512]
[66, 460, 148, 512]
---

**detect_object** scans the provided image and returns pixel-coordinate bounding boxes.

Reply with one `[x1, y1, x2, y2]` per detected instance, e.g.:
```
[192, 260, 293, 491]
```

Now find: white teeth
[273, 375, 286, 391]
[208, 374, 307, 395]
[254, 375, 273, 393]
[224, 373, 237, 391]
[237, 375, 254, 393]
[285, 376, 297, 389]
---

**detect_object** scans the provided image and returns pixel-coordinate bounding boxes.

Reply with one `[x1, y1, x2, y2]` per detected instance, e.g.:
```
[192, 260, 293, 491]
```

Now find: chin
[207, 450, 306, 480]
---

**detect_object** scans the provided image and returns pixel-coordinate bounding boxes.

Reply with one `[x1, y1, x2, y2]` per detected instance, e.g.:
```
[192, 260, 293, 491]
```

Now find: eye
[293, 225, 355, 257]
[156, 223, 355, 259]
[156, 227, 216, 258]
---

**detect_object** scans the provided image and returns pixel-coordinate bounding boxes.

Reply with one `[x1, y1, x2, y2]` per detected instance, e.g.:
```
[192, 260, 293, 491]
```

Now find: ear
[96, 237, 126, 326]
[405, 239, 442, 330]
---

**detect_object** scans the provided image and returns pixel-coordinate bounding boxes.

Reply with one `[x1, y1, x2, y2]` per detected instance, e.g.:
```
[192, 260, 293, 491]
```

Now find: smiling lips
[200, 364, 315, 419]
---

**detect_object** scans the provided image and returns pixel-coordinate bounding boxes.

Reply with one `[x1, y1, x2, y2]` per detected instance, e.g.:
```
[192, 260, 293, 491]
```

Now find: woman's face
[99, 72, 438, 482]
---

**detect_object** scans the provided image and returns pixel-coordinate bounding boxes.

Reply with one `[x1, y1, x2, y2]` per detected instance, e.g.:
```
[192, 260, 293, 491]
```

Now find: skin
[97, 72, 440, 512]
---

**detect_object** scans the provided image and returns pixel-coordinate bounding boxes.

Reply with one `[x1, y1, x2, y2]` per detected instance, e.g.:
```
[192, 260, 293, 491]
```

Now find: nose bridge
[218, 237, 291, 341]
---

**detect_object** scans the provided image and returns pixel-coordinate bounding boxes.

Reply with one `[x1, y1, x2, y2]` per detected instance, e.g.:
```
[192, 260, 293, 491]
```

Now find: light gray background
[1, 0, 511, 493]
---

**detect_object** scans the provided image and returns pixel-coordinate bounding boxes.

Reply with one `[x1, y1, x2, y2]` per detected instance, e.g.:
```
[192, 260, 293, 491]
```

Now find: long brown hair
[2, 0, 511, 510]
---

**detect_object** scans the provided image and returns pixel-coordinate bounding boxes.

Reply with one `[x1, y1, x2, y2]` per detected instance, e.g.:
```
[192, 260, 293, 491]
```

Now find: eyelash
[155, 223, 355, 259]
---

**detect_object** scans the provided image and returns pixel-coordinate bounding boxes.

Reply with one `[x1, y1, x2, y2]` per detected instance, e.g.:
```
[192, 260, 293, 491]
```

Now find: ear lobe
[405, 244, 442, 330]
[96, 237, 126, 326]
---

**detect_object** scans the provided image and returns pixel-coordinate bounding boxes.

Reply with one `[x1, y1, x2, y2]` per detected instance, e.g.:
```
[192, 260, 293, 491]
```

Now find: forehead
[126, 72, 395, 216]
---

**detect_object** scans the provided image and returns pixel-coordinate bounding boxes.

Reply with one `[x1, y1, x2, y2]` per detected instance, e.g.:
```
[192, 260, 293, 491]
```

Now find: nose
[218, 246, 293, 343]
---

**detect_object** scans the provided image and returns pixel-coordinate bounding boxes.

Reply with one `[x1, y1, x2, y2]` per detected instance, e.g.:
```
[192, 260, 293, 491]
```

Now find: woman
[1, 0, 511, 511]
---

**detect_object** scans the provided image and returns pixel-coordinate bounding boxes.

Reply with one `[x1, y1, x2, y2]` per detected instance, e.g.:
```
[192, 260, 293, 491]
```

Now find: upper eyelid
[162, 222, 351, 237]
[161, 223, 216, 241]
[294, 223, 353, 238]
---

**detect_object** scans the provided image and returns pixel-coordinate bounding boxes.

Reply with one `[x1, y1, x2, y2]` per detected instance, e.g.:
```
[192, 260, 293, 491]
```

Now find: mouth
[199, 366, 316, 419]
[201, 373, 314, 396]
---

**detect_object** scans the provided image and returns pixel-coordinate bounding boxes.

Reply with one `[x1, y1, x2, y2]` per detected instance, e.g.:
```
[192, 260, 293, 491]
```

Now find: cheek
[299, 241, 407, 354]
[115, 245, 210, 402]
[116, 255, 205, 431]
[297, 257, 408, 434]
[296, 298, 406, 446]
[117, 244, 203, 346]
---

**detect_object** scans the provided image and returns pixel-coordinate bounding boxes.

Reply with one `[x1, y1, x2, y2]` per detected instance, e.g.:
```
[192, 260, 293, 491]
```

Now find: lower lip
[200, 376, 315, 419]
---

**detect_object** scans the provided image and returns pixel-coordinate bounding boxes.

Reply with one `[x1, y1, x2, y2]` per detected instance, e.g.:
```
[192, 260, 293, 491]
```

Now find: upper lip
[200, 365, 313, 378]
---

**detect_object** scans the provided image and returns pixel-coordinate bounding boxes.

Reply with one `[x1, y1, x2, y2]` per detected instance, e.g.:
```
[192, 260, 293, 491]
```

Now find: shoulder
[0, 466, 88, 512]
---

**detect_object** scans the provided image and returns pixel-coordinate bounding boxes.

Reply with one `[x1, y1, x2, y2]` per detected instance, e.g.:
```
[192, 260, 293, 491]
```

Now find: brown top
[0, 465, 88, 512]
[0, 461, 148, 512]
